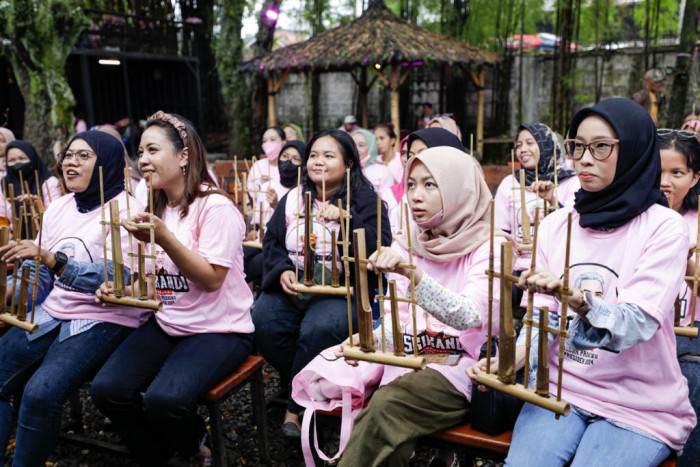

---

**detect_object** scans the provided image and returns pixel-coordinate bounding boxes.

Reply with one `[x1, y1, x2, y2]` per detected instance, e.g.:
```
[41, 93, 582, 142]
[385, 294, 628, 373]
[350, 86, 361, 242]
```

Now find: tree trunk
[215, 0, 249, 156]
[5, 0, 88, 166]
[668, 0, 700, 127]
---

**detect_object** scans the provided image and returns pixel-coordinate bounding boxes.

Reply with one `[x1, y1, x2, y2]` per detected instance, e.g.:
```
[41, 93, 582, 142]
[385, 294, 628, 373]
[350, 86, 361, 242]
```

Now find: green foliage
[3, 0, 88, 133]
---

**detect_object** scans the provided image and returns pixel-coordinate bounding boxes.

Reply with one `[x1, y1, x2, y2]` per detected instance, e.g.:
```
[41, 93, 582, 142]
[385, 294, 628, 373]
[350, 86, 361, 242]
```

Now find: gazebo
[257, 0, 499, 153]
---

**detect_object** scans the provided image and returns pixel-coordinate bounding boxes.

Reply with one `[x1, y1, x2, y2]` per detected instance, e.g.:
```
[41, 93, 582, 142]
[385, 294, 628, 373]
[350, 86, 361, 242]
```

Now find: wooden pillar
[476, 64, 485, 156]
[361, 68, 369, 128]
[390, 63, 400, 151]
[267, 76, 277, 127]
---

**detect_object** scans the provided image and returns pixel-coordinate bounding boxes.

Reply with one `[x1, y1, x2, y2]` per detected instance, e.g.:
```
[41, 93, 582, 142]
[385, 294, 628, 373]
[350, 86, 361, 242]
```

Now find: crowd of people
[0, 97, 697, 467]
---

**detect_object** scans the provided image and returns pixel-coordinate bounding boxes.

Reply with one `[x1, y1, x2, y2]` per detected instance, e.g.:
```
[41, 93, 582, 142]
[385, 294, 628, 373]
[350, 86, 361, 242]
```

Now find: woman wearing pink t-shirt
[0, 131, 145, 466]
[374, 123, 403, 184]
[471, 99, 696, 465]
[658, 130, 700, 466]
[352, 129, 394, 195]
[91, 112, 254, 466]
[336, 147, 506, 467]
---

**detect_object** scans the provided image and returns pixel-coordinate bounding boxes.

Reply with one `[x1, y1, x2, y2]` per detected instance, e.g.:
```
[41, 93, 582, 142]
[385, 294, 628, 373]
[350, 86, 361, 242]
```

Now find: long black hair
[659, 133, 700, 213]
[302, 129, 374, 209]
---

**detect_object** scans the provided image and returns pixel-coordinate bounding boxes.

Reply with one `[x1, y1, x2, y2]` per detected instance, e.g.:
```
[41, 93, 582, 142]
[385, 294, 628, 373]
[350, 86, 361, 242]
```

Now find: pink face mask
[262, 141, 282, 161]
[416, 209, 444, 229]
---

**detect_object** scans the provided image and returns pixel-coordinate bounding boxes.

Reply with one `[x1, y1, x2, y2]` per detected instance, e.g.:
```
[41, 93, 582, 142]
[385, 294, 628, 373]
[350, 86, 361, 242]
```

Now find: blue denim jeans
[0, 322, 132, 467]
[677, 328, 700, 467]
[90, 316, 253, 466]
[252, 289, 357, 414]
[505, 402, 671, 466]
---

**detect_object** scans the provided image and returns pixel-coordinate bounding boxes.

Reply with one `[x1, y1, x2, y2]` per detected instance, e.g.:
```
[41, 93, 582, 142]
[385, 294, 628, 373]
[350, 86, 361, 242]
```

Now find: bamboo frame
[0, 220, 40, 333]
[476, 208, 573, 417]
[342, 200, 425, 370]
[98, 167, 162, 312]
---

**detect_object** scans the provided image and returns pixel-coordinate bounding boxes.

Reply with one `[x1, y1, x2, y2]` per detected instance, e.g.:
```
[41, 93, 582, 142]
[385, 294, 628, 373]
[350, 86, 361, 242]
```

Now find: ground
[3, 363, 504, 466]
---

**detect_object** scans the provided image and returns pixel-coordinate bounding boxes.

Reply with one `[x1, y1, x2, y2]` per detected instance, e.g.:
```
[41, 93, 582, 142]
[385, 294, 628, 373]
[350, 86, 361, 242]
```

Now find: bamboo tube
[100, 294, 163, 311]
[354, 229, 373, 352]
[99, 167, 109, 284]
[294, 284, 352, 296]
[519, 170, 531, 245]
[552, 148, 559, 210]
[556, 213, 574, 411]
[342, 347, 426, 370]
[331, 231, 340, 287]
[498, 242, 516, 384]
[109, 200, 125, 296]
[675, 327, 700, 338]
[404, 203, 418, 357]
[303, 191, 315, 286]
[29, 214, 42, 324]
[474, 372, 569, 416]
[486, 200, 495, 374]
[242, 172, 249, 216]
[0, 313, 37, 332]
[389, 280, 403, 356]
[340, 199, 354, 347]
[536, 306, 550, 396]
[295, 169, 301, 282]
[124, 167, 135, 298]
[9, 205, 23, 315]
[149, 213, 156, 301]
[0, 227, 8, 308]
[321, 175, 326, 286]
[233, 156, 239, 206]
[138, 243, 148, 298]
[34, 170, 45, 214]
[689, 196, 700, 328]
[259, 201, 264, 244]
[16, 266, 30, 321]
[376, 196, 385, 353]
[523, 207, 540, 389]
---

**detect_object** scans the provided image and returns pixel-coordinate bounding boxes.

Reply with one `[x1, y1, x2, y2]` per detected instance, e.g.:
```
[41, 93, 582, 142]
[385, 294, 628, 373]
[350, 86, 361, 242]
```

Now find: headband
[147, 111, 189, 148]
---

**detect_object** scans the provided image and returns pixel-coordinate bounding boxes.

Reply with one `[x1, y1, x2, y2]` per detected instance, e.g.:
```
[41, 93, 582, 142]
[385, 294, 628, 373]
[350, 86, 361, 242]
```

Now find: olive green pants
[337, 368, 470, 467]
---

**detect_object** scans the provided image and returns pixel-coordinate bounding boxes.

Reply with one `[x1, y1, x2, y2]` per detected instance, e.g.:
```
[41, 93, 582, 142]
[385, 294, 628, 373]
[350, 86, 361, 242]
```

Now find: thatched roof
[258, 1, 499, 73]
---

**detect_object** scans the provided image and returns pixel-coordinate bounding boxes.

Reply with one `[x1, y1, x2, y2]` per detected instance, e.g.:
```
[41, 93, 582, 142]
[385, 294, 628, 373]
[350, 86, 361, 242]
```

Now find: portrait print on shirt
[154, 246, 190, 305]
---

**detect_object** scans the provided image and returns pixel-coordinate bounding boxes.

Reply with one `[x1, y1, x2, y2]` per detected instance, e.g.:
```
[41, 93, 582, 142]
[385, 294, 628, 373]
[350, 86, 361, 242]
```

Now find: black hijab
[3, 140, 50, 238]
[279, 140, 306, 188]
[65, 131, 125, 213]
[516, 122, 576, 185]
[407, 128, 466, 153]
[570, 98, 666, 230]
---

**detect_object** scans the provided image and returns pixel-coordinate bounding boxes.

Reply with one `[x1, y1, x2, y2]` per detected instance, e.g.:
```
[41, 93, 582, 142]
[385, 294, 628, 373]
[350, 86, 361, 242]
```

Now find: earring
[182, 165, 187, 176]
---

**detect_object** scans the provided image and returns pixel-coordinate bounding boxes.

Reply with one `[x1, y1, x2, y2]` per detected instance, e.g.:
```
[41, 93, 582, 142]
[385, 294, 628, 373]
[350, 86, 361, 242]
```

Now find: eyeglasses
[563, 138, 619, 161]
[59, 150, 95, 166]
[658, 128, 699, 139]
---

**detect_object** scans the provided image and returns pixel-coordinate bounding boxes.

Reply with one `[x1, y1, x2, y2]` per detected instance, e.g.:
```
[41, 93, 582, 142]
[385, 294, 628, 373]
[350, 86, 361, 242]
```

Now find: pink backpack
[291, 345, 384, 466]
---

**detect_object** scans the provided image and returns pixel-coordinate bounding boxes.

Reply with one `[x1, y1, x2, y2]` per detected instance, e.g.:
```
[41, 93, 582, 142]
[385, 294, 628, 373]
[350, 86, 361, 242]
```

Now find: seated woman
[352, 129, 394, 195]
[658, 129, 700, 467]
[374, 123, 402, 184]
[253, 129, 390, 437]
[494, 123, 579, 313]
[1, 140, 63, 232]
[90, 111, 254, 466]
[243, 140, 305, 286]
[0, 131, 145, 466]
[471, 98, 696, 466]
[336, 146, 505, 467]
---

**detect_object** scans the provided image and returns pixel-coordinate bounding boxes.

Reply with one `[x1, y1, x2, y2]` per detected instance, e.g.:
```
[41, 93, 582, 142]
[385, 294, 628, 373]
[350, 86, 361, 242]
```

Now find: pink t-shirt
[247, 158, 286, 226]
[40, 191, 149, 328]
[283, 186, 343, 275]
[378, 152, 403, 184]
[0, 176, 65, 222]
[153, 192, 254, 336]
[532, 205, 695, 450]
[494, 174, 580, 271]
[363, 164, 394, 195]
[679, 209, 700, 326]
[379, 238, 504, 400]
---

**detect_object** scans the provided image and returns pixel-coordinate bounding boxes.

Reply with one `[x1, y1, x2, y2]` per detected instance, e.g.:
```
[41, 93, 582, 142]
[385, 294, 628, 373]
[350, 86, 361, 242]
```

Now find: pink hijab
[395, 146, 493, 262]
[389, 135, 409, 202]
[0, 128, 16, 150]
[427, 115, 462, 141]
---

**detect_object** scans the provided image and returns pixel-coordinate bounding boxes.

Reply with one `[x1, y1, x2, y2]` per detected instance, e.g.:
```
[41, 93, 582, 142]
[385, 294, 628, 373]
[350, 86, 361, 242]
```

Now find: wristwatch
[50, 251, 69, 276]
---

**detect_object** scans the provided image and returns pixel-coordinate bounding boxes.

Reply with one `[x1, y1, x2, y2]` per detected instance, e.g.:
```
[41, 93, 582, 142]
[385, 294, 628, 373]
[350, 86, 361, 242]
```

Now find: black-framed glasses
[563, 138, 619, 161]
[658, 128, 699, 139]
[58, 150, 96, 166]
